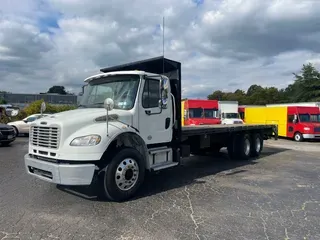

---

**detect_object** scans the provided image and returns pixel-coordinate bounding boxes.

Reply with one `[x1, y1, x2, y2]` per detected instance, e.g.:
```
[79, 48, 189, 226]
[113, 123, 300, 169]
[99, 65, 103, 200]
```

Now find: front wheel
[99, 148, 145, 202]
[294, 132, 303, 142]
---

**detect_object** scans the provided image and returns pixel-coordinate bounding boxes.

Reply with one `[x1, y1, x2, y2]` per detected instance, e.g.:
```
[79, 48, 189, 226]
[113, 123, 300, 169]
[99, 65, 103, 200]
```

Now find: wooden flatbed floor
[182, 123, 277, 137]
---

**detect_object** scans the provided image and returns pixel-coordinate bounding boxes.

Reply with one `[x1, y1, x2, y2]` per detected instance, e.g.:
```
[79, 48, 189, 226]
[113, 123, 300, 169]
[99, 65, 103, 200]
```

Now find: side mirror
[104, 98, 114, 111]
[159, 77, 169, 109]
[40, 102, 46, 115]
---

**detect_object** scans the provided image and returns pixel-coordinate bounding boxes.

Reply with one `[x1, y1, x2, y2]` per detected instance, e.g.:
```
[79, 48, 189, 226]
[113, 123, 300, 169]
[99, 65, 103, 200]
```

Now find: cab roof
[84, 70, 158, 83]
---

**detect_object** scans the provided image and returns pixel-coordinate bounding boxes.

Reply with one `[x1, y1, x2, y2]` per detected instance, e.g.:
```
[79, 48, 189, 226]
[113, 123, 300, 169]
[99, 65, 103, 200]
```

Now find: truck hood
[31, 108, 133, 140]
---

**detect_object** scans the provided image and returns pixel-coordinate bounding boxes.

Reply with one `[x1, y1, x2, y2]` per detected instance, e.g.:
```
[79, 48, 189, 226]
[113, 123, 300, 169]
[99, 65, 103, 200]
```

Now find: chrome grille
[31, 126, 60, 149]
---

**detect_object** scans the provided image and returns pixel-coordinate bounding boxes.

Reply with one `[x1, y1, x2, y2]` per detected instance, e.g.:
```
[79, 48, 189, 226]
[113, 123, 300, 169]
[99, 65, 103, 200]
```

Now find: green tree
[207, 90, 226, 100]
[289, 63, 320, 102]
[47, 86, 68, 95]
[206, 62, 320, 105]
[246, 85, 264, 96]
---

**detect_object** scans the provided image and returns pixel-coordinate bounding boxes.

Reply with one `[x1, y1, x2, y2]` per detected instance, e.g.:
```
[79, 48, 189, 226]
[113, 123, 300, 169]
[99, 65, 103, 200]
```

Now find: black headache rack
[100, 56, 183, 146]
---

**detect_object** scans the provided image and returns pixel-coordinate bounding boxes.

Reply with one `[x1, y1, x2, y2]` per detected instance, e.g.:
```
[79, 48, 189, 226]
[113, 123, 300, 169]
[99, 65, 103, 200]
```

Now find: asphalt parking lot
[1, 138, 320, 240]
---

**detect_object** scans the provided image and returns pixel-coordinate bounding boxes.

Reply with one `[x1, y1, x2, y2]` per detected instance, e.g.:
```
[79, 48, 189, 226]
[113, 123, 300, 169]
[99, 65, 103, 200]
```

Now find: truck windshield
[189, 108, 219, 119]
[204, 109, 218, 118]
[299, 114, 320, 122]
[189, 108, 203, 118]
[225, 113, 240, 119]
[79, 75, 140, 110]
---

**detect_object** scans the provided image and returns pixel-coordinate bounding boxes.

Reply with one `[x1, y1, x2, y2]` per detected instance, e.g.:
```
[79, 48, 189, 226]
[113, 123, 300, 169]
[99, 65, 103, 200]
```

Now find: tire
[294, 132, 303, 142]
[12, 126, 19, 136]
[250, 133, 263, 157]
[99, 148, 145, 202]
[237, 133, 251, 160]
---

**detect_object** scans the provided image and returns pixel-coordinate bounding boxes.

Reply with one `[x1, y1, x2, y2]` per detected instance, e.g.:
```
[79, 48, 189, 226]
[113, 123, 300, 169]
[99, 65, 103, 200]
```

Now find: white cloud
[0, 0, 320, 98]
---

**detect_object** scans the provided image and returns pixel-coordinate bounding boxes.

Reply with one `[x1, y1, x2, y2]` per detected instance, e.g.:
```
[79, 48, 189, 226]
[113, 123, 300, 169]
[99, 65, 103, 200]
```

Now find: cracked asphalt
[1, 137, 320, 240]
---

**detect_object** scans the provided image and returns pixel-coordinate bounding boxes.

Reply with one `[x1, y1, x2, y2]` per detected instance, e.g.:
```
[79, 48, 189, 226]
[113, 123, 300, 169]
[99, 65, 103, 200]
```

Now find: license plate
[7, 135, 13, 140]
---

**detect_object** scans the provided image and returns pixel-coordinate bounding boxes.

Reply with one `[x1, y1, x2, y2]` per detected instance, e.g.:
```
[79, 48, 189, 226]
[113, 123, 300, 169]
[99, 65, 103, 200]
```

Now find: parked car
[0, 107, 19, 146]
[7, 113, 50, 136]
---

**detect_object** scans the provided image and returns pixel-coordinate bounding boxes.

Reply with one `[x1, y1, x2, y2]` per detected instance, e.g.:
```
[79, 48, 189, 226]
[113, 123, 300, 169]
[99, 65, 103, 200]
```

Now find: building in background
[0, 93, 78, 109]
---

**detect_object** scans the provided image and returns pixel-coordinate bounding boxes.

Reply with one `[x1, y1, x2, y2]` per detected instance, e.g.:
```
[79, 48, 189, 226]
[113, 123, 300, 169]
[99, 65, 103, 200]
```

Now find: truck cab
[24, 57, 183, 202]
[181, 99, 221, 126]
[287, 106, 320, 141]
[219, 101, 244, 124]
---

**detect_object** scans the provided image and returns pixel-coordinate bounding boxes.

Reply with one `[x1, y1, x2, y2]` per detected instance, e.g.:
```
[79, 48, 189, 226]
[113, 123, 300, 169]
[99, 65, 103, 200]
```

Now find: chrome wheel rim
[115, 158, 139, 191]
[244, 138, 250, 156]
[295, 134, 300, 141]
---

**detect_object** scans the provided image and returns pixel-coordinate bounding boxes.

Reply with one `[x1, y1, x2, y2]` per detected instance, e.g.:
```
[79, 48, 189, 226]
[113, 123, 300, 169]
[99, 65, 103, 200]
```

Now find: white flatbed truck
[24, 57, 278, 202]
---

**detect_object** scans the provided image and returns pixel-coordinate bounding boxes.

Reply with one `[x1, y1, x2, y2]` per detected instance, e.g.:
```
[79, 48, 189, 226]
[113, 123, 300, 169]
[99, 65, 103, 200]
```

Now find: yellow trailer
[244, 106, 287, 137]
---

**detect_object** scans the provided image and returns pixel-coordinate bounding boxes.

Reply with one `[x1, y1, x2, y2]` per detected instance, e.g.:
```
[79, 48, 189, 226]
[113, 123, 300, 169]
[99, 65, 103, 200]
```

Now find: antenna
[162, 16, 165, 74]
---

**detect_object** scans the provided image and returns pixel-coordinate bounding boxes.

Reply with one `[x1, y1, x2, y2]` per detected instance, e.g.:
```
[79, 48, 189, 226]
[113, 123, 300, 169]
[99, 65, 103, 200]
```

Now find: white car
[8, 113, 50, 136]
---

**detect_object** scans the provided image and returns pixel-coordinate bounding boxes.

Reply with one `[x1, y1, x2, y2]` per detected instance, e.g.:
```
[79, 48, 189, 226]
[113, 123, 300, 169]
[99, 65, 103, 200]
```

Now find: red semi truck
[181, 99, 221, 126]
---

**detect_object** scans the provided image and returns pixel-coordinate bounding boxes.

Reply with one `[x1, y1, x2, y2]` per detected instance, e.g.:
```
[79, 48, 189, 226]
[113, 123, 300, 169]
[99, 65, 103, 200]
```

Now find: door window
[288, 115, 294, 123]
[142, 79, 160, 108]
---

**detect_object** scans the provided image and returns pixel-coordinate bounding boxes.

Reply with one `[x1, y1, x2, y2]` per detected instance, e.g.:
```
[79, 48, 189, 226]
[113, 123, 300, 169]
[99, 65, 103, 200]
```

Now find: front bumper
[24, 154, 96, 185]
[302, 134, 320, 139]
[0, 133, 15, 142]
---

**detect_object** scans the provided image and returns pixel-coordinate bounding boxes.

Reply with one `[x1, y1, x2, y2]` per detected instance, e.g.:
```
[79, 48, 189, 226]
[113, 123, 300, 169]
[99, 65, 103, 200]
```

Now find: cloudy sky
[1, 0, 320, 98]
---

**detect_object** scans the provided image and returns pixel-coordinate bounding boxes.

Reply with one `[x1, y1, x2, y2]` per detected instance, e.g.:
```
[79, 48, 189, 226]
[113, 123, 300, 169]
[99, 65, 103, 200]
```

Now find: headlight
[70, 134, 101, 146]
[303, 127, 310, 131]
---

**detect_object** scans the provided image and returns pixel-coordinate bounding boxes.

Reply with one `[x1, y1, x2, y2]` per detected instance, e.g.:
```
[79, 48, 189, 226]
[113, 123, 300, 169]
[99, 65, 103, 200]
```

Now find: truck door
[287, 114, 296, 138]
[138, 76, 173, 145]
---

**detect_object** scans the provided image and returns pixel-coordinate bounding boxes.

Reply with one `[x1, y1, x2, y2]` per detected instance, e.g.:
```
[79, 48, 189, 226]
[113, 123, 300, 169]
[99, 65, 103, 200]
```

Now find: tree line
[207, 63, 320, 105]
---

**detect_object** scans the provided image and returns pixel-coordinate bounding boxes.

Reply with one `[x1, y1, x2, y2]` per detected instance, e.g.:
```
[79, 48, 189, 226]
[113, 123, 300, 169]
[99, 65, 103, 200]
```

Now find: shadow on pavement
[57, 146, 288, 201]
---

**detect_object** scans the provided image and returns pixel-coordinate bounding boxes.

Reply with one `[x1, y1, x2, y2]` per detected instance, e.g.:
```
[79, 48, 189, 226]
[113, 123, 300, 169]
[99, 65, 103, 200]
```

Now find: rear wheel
[238, 133, 251, 160]
[250, 133, 263, 157]
[228, 133, 251, 160]
[99, 148, 145, 202]
[294, 132, 303, 142]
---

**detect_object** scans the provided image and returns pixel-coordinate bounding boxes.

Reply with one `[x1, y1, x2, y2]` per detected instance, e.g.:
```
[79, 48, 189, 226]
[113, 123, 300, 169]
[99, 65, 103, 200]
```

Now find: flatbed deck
[182, 123, 277, 137]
